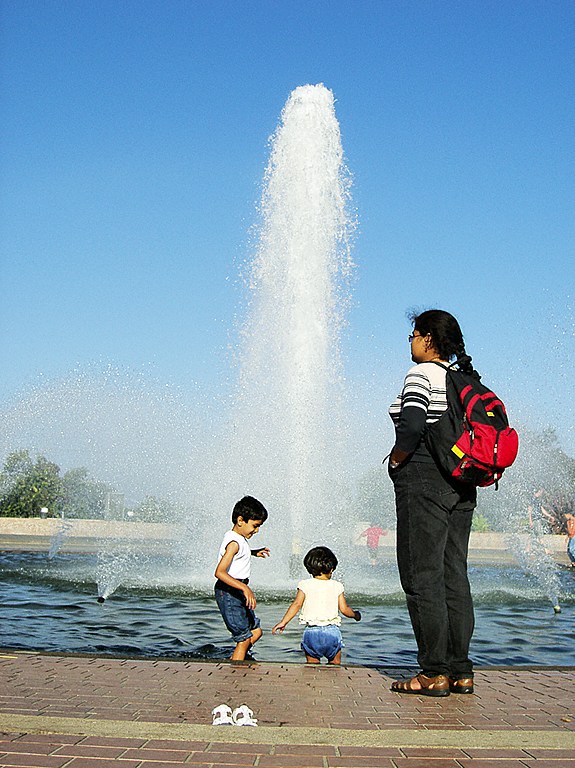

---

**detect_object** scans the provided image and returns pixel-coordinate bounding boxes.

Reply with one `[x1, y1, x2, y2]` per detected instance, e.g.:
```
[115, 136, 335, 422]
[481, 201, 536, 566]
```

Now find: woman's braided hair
[410, 309, 475, 374]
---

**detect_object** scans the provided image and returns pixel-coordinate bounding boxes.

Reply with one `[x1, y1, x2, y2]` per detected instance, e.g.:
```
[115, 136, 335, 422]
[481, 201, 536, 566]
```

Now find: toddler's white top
[297, 577, 343, 626]
[218, 530, 251, 580]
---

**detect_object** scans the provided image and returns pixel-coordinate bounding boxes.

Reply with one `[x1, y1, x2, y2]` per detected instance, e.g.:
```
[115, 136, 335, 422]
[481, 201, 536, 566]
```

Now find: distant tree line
[0, 450, 174, 522]
[3, 427, 574, 530]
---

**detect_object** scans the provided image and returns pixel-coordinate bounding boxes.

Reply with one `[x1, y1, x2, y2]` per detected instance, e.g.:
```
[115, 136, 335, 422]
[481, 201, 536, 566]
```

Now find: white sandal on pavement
[212, 704, 234, 725]
[232, 704, 258, 726]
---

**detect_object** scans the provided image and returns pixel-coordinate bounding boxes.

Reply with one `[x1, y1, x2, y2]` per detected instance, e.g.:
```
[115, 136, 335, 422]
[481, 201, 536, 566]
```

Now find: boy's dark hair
[232, 495, 268, 524]
[304, 546, 338, 576]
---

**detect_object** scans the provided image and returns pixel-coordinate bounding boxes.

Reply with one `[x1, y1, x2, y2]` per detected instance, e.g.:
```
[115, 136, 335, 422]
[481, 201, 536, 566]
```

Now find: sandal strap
[418, 673, 448, 689]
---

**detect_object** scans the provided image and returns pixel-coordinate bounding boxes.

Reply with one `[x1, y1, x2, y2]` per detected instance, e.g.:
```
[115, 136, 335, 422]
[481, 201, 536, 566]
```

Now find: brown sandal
[391, 673, 450, 697]
[449, 677, 474, 694]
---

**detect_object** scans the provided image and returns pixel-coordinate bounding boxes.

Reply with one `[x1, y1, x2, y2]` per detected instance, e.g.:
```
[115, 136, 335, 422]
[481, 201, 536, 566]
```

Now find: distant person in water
[214, 496, 270, 661]
[358, 524, 388, 566]
[564, 512, 575, 568]
[272, 546, 361, 665]
[528, 488, 563, 536]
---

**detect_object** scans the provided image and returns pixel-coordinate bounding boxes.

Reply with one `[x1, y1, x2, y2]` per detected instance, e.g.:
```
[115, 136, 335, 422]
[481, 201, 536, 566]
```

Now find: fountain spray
[229, 84, 355, 564]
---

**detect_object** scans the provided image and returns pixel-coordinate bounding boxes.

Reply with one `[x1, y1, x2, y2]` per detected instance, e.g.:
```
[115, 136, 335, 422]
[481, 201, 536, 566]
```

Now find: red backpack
[424, 360, 519, 488]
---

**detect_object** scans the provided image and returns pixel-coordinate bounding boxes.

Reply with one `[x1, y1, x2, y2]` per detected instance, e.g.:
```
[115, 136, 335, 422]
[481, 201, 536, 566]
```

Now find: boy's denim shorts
[215, 586, 260, 643]
[301, 624, 343, 662]
[568, 537, 575, 564]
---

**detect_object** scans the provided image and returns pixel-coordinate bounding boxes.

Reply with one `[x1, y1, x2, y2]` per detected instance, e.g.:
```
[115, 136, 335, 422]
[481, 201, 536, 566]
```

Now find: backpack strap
[426, 360, 456, 371]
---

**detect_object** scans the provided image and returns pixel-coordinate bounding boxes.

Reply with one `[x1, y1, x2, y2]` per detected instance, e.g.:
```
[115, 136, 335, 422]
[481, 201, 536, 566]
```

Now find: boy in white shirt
[272, 546, 361, 664]
[214, 496, 270, 661]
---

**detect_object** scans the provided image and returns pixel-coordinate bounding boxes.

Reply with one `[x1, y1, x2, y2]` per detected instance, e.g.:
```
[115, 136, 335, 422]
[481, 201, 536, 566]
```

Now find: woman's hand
[389, 447, 410, 468]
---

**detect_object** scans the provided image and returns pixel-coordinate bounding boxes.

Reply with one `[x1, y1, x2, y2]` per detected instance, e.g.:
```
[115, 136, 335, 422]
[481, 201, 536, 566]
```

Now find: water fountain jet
[223, 83, 355, 568]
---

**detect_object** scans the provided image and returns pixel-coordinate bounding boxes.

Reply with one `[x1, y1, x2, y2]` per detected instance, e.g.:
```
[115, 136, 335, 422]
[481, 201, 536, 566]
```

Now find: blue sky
[1, 0, 574, 459]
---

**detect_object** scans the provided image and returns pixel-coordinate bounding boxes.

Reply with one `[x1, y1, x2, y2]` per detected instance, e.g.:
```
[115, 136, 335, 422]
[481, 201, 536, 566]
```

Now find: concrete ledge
[0, 713, 573, 750]
[0, 519, 570, 564]
[0, 519, 567, 548]
[0, 518, 179, 540]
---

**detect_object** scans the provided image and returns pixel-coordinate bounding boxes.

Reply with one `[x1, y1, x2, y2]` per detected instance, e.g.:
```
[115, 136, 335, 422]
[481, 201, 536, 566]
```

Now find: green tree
[0, 451, 63, 517]
[130, 495, 180, 523]
[60, 467, 112, 519]
[471, 512, 491, 532]
[0, 450, 33, 494]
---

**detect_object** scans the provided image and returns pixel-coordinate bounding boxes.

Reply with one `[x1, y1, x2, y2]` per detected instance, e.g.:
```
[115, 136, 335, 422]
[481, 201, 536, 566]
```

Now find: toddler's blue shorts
[568, 537, 575, 564]
[301, 624, 343, 662]
[215, 585, 260, 643]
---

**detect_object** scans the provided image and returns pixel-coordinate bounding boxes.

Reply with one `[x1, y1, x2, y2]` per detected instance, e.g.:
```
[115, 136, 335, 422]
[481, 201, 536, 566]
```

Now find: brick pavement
[0, 653, 573, 767]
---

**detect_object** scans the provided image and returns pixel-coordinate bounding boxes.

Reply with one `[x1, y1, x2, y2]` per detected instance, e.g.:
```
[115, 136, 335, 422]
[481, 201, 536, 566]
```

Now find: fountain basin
[0, 551, 573, 667]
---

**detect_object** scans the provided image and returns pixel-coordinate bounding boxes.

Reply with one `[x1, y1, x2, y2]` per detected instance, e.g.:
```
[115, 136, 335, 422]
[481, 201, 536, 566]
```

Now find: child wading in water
[214, 496, 270, 661]
[272, 546, 361, 664]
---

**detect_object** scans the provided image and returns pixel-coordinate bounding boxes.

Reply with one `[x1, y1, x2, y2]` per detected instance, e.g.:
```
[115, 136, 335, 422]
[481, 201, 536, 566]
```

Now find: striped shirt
[389, 362, 448, 459]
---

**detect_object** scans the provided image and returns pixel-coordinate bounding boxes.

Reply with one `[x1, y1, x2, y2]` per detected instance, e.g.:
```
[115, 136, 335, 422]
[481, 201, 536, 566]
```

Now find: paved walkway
[0, 653, 573, 767]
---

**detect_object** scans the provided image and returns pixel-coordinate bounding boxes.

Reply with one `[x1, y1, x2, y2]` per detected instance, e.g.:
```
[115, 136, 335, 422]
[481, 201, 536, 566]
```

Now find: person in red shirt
[564, 512, 575, 568]
[359, 525, 388, 566]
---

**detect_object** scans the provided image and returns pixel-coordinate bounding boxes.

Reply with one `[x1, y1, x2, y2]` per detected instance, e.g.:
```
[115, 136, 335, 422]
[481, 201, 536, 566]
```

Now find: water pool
[0, 553, 573, 667]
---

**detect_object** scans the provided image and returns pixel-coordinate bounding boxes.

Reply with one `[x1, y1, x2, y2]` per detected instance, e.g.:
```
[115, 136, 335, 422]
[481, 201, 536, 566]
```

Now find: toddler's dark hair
[232, 495, 268, 524]
[304, 546, 338, 576]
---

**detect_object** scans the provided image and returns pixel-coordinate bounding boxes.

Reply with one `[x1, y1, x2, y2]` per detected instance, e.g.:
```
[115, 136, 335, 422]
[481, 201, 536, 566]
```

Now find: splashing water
[48, 520, 74, 560]
[476, 427, 568, 609]
[224, 84, 355, 562]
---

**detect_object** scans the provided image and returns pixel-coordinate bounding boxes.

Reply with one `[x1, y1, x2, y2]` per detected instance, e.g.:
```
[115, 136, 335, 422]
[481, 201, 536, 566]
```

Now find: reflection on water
[0, 553, 573, 667]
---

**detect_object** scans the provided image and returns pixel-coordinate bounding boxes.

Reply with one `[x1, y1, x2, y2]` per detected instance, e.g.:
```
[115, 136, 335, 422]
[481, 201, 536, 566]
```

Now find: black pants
[390, 459, 476, 678]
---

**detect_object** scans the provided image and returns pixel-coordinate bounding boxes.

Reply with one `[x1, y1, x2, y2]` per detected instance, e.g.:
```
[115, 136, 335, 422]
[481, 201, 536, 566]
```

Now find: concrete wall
[0, 517, 180, 541]
[0, 519, 568, 560]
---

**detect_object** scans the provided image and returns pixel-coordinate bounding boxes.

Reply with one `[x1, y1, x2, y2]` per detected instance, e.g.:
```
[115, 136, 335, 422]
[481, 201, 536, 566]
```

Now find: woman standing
[388, 309, 477, 696]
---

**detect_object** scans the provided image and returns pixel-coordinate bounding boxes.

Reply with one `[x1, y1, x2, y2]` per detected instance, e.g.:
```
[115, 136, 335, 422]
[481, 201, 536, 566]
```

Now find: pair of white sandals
[212, 704, 257, 726]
